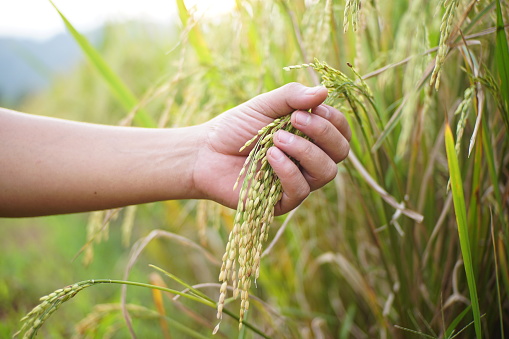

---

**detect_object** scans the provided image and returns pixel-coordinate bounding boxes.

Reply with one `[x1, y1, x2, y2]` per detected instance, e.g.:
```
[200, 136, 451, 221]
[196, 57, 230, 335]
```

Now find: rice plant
[216, 114, 308, 330]
[5, 0, 509, 338]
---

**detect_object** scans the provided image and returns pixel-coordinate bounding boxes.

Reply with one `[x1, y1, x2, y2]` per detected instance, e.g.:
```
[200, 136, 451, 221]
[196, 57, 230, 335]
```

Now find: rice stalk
[285, 59, 378, 149]
[216, 114, 308, 330]
[430, 0, 460, 89]
[495, 0, 509, 125]
[15, 281, 97, 339]
[82, 209, 119, 266]
[16, 279, 216, 339]
[453, 85, 475, 154]
[121, 205, 137, 247]
[343, 0, 362, 32]
[48, 0, 155, 127]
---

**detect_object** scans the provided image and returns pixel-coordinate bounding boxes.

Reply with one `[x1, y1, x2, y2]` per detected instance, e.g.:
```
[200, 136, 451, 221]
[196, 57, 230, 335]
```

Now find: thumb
[246, 82, 328, 119]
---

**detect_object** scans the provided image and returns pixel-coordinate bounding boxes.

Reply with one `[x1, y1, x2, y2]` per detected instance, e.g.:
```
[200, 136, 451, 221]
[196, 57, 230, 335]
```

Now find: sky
[0, 0, 236, 41]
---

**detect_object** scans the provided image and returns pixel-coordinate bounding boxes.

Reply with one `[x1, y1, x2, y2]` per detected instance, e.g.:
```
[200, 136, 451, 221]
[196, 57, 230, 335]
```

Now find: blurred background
[1, 0, 508, 338]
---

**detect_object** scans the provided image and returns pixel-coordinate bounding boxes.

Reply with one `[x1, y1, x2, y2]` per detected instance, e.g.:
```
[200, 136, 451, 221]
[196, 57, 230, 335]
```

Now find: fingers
[311, 104, 352, 142]
[237, 84, 351, 215]
[273, 131, 339, 191]
[289, 107, 351, 163]
[266, 103, 351, 214]
[267, 147, 310, 215]
[245, 82, 328, 119]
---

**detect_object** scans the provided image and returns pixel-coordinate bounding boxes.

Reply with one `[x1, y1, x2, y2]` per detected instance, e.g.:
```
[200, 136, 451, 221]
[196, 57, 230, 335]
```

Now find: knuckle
[300, 139, 315, 161]
[284, 82, 302, 92]
[287, 162, 302, 179]
[296, 183, 311, 199]
[316, 119, 331, 136]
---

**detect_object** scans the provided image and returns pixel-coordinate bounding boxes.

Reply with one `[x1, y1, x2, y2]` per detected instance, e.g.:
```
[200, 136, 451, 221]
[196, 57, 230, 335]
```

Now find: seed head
[215, 113, 310, 331]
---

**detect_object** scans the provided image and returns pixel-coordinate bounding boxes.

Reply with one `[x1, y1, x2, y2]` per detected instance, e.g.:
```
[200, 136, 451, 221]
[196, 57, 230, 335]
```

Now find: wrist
[155, 124, 204, 201]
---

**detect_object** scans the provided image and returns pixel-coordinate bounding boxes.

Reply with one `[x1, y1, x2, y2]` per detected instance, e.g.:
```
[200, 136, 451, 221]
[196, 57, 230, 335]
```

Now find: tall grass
[6, 0, 509, 338]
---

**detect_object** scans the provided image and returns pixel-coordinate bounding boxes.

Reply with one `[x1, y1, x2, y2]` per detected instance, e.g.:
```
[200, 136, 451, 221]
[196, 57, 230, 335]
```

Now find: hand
[192, 82, 351, 215]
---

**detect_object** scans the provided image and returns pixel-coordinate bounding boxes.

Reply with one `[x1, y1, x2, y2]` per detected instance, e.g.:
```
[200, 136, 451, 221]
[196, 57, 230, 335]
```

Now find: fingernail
[270, 147, 285, 162]
[314, 105, 330, 119]
[277, 130, 294, 144]
[295, 111, 311, 126]
[305, 85, 325, 95]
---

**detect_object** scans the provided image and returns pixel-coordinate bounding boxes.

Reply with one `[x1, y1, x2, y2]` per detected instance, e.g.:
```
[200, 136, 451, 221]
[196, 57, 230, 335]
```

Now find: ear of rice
[216, 114, 308, 330]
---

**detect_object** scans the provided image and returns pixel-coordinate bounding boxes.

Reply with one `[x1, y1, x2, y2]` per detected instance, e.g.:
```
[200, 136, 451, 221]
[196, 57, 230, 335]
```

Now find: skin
[0, 82, 351, 217]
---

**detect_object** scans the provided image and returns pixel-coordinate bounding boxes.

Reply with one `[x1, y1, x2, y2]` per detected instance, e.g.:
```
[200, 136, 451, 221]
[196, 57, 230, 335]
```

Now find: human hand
[192, 82, 351, 215]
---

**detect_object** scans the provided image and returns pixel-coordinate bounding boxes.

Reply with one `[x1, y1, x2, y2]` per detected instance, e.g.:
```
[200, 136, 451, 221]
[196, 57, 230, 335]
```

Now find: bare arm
[0, 108, 202, 217]
[0, 83, 351, 218]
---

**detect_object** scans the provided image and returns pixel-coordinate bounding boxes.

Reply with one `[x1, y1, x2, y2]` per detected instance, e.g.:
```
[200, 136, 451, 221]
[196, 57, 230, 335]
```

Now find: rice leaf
[495, 0, 509, 130]
[175, 0, 213, 65]
[339, 305, 357, 339]
[444, 305, 471, 338]
[48, 0, 155, 128]
[444, 123, 482, 339]
[490, 211, 505, 338]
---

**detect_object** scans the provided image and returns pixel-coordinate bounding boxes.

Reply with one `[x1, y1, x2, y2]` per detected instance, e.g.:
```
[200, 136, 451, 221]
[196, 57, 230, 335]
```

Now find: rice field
[2, 0, 509, 338]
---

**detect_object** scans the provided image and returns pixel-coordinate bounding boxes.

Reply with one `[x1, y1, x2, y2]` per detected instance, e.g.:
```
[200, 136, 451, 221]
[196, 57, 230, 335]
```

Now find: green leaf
[444, 305, 471, 338]
[48, 0, 156, 127]
[444, 123, 482, 339]
[175, 0, 213, 65]
[495, 0, 509, 129]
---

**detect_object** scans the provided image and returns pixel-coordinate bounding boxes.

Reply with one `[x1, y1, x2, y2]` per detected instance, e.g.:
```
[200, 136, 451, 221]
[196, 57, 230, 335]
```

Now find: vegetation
[2, 0, 509, 338]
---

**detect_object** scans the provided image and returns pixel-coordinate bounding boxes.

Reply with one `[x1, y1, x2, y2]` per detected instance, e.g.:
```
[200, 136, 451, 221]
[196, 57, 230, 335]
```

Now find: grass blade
[175, 0, 213, 65]
[490, 210, 505, 338]
[444, 123, 482, 338]
[444, 305, 471, 338]
[495, 0, 509, 130]
[48, 0, 156, 127]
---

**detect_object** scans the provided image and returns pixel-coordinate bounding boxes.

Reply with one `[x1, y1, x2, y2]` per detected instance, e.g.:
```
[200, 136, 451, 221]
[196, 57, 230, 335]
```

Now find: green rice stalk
[430, 0, 460, 90]
[285, 59, 381, 157]
[81, 209, 120, 266]
[473, 70, 508, 124]
[16, 279, 216, 339]
[495, 0, 509, 131]
[175, 0, 213, 66]
[343, 0, 362, 32]
[121, 205, 137, 247]
[48, 0, 155, 127]
[453, 85, 474, 154]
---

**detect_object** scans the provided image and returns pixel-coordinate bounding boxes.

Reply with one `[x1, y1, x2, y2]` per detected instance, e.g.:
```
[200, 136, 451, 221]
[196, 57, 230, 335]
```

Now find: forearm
[0, 108, 201, 217]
